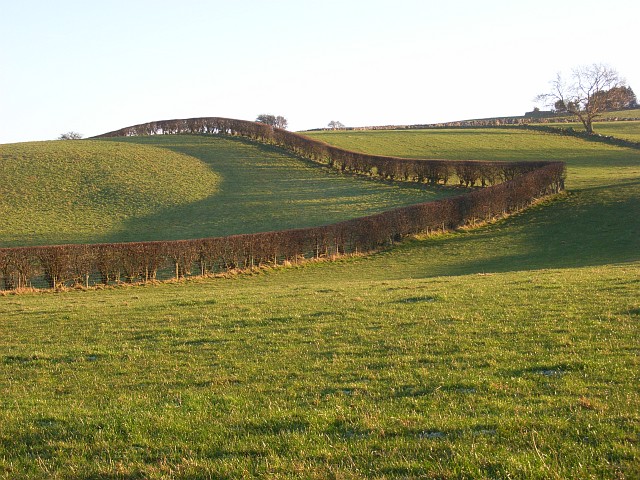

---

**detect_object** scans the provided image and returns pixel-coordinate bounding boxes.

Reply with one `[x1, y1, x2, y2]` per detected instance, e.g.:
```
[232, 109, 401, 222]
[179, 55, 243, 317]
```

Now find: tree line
[0, 118, 565, 291]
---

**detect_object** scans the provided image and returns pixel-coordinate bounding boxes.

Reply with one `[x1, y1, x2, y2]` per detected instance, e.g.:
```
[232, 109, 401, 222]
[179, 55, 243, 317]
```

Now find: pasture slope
[0, 136, 445, 247]
[0, 125, 639, 478]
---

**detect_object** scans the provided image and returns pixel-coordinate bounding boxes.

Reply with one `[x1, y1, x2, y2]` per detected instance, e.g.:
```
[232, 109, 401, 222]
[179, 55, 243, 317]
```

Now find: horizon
[1, 0, 639, 144]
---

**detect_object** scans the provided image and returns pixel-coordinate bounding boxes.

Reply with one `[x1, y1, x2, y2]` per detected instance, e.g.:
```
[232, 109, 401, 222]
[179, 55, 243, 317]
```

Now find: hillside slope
[304, 127, 640, 272]
[1, 127, 638, 478]
[0, 136, 456, 247]
[0, 140, 219, 246]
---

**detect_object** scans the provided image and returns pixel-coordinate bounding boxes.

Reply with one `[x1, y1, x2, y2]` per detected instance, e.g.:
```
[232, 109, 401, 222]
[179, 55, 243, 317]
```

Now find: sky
[1, 0, 639, 143]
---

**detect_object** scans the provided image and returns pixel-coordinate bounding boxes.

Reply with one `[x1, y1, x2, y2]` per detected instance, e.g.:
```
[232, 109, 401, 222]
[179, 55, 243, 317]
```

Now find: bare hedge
[0, 118, 565, 290]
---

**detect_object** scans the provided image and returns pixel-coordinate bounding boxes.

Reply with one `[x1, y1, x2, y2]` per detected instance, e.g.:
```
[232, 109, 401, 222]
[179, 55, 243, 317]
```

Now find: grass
[1, 263, 638, 478]
[536, 120, 640, 142]
[304, 127, 640, 274]
[0, 140, 219, 247]
[305, 127, 640, 190]
[0, 127, 639, 478]
[0, 136, 453, 247]
[548, 108, 640, 121]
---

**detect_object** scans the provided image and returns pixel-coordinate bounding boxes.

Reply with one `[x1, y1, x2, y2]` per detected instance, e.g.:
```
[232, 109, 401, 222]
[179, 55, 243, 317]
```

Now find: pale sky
[1, 0, 638, 144]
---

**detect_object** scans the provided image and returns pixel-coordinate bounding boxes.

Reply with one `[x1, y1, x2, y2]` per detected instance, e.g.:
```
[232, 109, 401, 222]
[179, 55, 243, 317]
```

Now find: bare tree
[536, 64, 629, 134]
[328, 120, 345, 130]
[58, 131, 83, 140]
[256, 114, 288, 130]
[274, 115, 287, 129]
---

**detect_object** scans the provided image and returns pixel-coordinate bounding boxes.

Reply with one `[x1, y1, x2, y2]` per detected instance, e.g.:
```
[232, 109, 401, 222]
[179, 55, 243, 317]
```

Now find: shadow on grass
[375, 182, 640, 279]
[95, 135, 639, 280]
[96, 135, 451, 245]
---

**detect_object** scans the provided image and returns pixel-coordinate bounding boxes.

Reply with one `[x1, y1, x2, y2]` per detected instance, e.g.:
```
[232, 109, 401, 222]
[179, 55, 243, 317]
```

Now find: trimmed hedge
[92, 117, 553, 187]
[0, 118, 565, 290]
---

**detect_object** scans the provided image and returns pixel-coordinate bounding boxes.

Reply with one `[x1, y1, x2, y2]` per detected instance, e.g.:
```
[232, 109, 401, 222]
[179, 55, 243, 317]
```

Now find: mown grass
[0, 136, 452, 247]
[1, 128, 638, 478]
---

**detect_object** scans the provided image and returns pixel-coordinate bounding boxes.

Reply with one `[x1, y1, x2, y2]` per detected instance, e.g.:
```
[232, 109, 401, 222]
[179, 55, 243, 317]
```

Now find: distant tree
[256, 114, 276, 126]
[328, 120, 345, 130]
[592, 85, 637, 110]
[554, 99, 567, 113]
[536, 64, 630, 134]
[256, 114, 288, 129]
[58, 131, 83, 140]
[274, 115, 288, 129]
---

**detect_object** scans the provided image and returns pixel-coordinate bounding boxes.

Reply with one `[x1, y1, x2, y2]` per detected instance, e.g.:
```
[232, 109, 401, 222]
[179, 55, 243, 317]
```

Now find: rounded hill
[0, 135, 453, 247]
[0, 140, 220, 246]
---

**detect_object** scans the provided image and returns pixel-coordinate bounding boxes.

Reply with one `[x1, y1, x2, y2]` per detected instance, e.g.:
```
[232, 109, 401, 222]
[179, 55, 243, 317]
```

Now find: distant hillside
[304, 108, 640, 132]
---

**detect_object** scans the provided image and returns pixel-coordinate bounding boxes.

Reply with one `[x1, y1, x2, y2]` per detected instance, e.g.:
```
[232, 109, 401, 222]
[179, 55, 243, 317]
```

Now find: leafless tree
[536, 64, 629, 134]
[328, 120, 345, 130]
[58, 131, 83, 140]
[256, 114, 288, 129]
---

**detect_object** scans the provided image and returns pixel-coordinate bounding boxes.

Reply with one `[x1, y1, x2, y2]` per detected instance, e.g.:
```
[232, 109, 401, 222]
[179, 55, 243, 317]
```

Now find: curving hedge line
[0, 118, 565, 291]
[93, 117, 552, 187]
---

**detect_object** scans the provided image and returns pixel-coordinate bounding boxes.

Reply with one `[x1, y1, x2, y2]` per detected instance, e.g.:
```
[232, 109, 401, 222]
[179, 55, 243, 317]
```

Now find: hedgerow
[0, 118, 565, 291]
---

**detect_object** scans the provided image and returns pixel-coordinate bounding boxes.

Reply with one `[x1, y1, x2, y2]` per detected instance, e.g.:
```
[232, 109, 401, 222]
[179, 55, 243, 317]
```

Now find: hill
[304, 108, 640, 131]
[0, 135, 453, 247]
[0, 125, 638, 478]
[0, 140, 219, 246]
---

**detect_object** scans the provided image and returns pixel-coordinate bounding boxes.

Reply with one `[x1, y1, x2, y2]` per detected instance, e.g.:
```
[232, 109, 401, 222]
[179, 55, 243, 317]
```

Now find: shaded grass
[0, 136, 453, 247]
[97, 135, 458, 244]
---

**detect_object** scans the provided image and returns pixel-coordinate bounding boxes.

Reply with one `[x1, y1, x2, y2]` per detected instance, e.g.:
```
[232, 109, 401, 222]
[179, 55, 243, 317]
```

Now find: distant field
[559, 108, 640, 120]
[305, 127, 640, 189]
[0, 135, 453, 247]
[1, 127, 638, 478]
[534, 120, 640, 142]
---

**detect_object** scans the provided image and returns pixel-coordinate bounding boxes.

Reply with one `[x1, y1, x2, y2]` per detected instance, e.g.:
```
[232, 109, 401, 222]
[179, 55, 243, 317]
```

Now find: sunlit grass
[1, 127, 638, 478]
[0, 136, 454, 247]
[0, 140, 219, 246]
[1, 262, 638, 478]
[304, 127, 640, 189]
[539, 120, 640, 142]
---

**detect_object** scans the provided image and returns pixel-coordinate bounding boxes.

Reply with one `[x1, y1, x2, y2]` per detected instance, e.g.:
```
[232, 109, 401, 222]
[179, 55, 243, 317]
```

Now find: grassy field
[305, 127, 640, 189]
[0, 140, 219, 247]
[1, 128, 639, 478]
[551, 108, 640, 121]
[536, 120, 640, 142]
[0, 136, 451, 247]
[1, 263, 638, 479]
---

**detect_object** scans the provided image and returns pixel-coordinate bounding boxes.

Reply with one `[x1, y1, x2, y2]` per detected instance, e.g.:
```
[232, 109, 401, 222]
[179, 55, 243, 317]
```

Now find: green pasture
[550, 108, 640, 122]
[1, 263, 638, 478]
[0, 140, 219, 247]
[536, 120, 640, 142]
[304, 127, 640, 273]
[1, 127, 639, 478]
[306, 127, 640, 189]
[0, 136, 450, 247]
